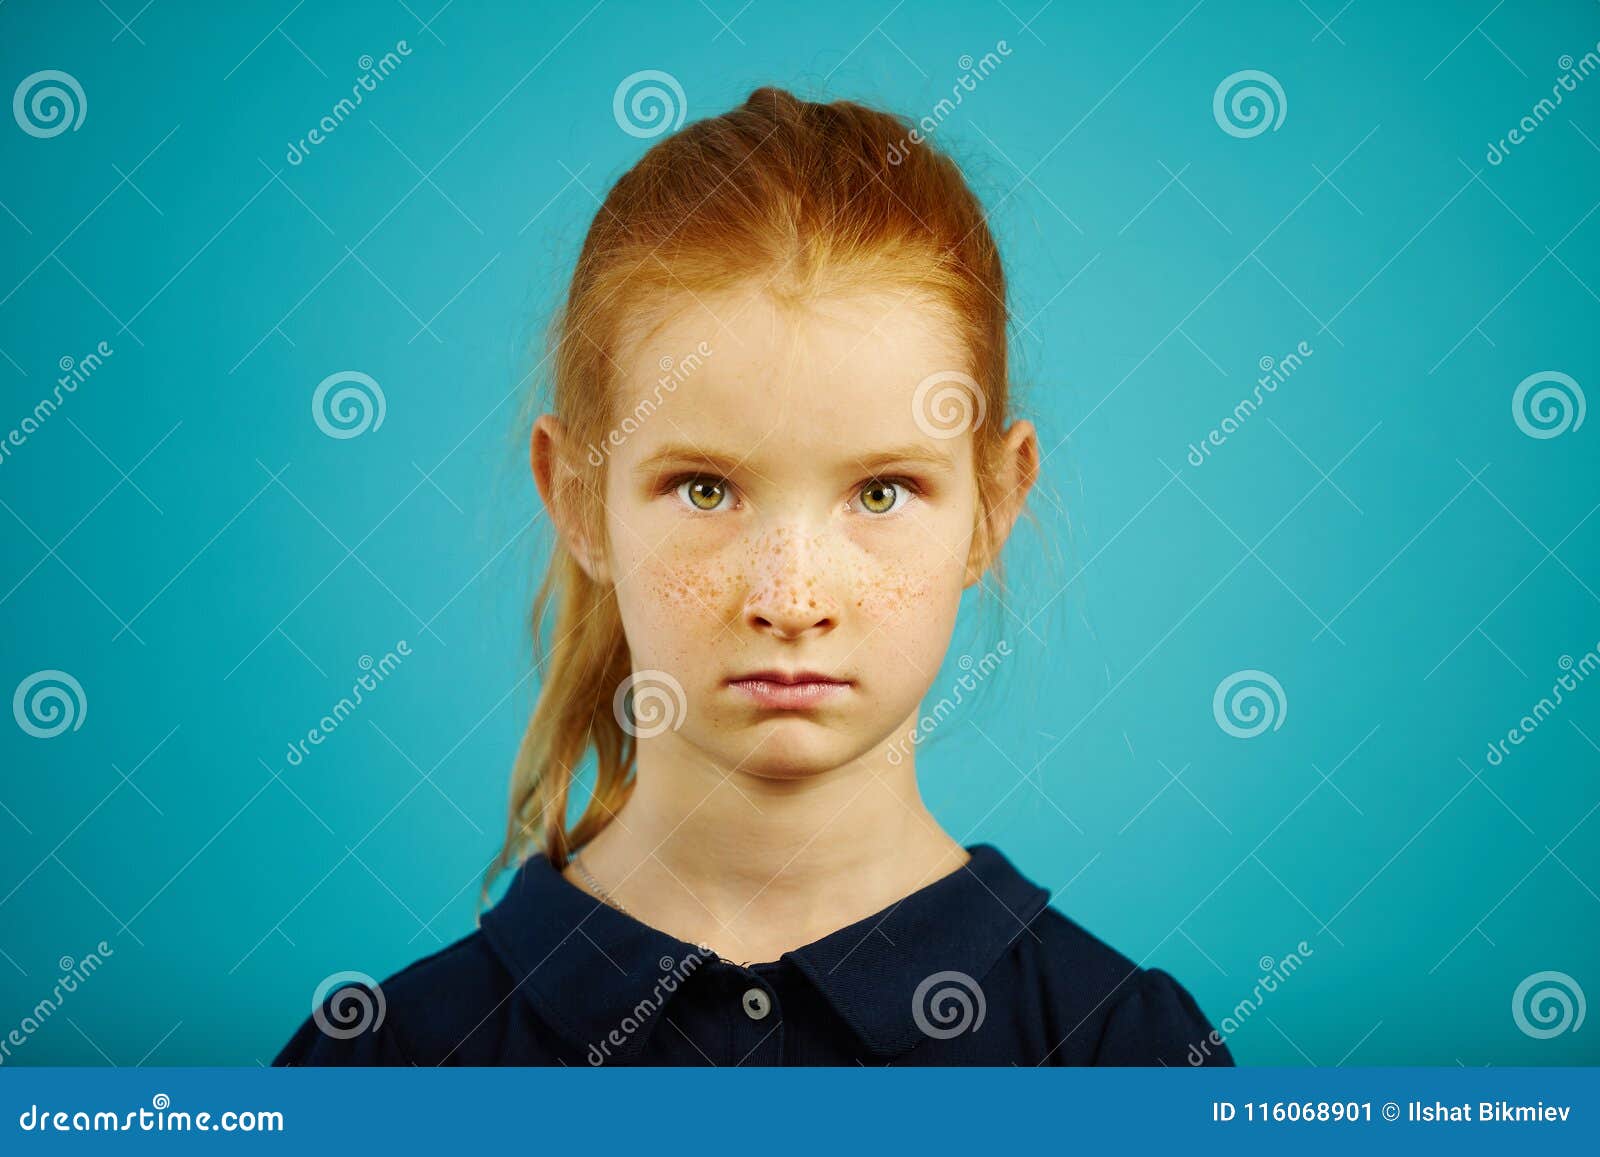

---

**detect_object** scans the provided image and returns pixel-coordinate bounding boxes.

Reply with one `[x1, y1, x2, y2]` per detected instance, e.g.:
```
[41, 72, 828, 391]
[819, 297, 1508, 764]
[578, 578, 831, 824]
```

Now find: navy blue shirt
[273, 843, 1234, 1066]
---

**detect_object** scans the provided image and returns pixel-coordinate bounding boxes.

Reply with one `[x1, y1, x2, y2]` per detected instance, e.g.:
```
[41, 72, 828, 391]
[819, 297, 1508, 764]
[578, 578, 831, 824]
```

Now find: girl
[274, 86, 1232, 1067]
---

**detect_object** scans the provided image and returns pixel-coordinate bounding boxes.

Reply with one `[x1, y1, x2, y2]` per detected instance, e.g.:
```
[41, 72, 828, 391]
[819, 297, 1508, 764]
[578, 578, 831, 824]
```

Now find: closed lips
[727, 671, 850, 685]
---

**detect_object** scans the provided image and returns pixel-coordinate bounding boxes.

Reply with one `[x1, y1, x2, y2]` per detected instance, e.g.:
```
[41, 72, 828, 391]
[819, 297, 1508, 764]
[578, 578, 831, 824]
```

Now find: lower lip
[727, 679, 851, 709]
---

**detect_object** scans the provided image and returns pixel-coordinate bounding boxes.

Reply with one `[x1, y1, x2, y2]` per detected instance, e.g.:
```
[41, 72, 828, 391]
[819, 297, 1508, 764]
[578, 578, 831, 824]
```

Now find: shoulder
[271, 928, 516, 1067]
[1005, 905, 1235, 1066]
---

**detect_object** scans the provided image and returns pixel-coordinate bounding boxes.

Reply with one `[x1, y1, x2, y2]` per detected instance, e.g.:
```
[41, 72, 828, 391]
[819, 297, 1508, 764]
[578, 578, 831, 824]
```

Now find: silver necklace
[571, 854, 629, 916]
[573, 856, 756, 966]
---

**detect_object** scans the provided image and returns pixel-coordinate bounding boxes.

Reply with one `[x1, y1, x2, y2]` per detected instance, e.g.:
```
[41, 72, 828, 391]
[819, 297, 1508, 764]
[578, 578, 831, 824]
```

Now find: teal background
[1, 0, 1596, 1066]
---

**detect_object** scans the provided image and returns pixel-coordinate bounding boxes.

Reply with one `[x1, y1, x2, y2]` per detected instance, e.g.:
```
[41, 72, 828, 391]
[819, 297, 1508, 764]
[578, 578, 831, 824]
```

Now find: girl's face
[572, 284, 1016, 782]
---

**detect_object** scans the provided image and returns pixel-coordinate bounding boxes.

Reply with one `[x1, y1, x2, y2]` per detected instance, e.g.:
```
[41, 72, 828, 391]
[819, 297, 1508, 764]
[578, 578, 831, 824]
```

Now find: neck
[568, 730, 969, 963]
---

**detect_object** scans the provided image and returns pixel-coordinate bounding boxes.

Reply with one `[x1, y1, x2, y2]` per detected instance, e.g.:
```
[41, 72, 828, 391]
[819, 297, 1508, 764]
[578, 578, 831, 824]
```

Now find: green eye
[678, 477, 727, 511]
[858, 480, 900, 515]
[668, 475, 915, 515]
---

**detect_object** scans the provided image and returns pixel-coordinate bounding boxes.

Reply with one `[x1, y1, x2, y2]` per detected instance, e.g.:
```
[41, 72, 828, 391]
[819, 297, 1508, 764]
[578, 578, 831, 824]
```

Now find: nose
[741, 525, 840, 639]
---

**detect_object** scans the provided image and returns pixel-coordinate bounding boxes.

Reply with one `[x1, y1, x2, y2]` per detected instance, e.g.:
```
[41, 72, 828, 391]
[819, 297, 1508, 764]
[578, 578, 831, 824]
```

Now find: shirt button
[741, 987, 772, 1020]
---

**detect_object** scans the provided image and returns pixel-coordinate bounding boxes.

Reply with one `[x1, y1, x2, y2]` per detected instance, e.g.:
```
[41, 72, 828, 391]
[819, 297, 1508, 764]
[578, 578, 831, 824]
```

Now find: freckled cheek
[636, 547, 743, 624]
[845, 503, 975, 619]
[848, 546, 958, 622]
[622, 523, 964, 628]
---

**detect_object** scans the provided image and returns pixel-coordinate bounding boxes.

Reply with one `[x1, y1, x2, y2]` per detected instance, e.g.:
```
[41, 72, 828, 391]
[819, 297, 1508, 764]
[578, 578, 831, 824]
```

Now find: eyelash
[661, 473, 924, 517]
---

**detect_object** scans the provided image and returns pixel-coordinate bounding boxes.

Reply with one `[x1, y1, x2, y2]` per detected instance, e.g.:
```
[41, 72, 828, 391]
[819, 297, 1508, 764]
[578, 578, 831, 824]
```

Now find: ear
[530, 414, 611, 585]
[964, 419, 1039, 589]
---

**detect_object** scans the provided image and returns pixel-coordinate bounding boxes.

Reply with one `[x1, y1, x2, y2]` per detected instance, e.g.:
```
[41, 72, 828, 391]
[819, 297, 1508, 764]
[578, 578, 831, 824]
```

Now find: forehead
[613, 285, 975, 459]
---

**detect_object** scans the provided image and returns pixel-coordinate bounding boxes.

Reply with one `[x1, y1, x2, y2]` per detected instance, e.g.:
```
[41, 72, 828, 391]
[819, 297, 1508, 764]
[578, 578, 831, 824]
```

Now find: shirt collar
[477, 842, 1051, 1061]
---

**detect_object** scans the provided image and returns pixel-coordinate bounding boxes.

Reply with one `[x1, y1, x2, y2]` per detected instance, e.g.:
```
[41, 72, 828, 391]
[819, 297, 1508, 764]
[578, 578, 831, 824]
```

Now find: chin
[717, 723, 864, 782]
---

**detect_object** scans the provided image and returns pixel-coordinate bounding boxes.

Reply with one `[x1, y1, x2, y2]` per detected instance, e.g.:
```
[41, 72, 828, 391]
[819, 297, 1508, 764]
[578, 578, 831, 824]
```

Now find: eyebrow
[632, 441, 956, 477]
